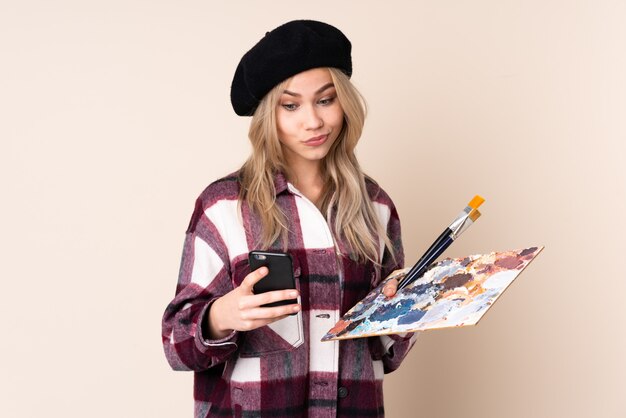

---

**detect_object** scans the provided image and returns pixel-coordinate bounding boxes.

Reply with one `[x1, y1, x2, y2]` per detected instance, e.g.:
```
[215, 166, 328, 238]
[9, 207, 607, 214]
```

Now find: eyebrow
[282, 83, 335, 97]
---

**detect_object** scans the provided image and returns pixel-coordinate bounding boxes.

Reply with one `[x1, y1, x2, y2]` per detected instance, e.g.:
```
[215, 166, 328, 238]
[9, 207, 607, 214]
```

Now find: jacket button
[338, 386, 349, 398]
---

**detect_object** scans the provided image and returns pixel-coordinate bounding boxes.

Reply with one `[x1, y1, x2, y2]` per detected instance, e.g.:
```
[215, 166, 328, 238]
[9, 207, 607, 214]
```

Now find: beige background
[1, 1, 624, 417]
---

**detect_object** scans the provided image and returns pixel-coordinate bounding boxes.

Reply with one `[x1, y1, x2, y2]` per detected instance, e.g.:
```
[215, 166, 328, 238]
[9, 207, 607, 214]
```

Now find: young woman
[162, 20, 418, 417]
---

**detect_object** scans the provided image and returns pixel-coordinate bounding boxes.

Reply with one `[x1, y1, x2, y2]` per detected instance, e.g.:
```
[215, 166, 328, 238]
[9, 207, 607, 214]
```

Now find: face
[276, 68, 344, 171]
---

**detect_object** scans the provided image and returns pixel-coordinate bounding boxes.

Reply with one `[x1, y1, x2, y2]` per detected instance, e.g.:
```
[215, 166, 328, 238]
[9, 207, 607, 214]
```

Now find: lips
[304, 134, 328, 147]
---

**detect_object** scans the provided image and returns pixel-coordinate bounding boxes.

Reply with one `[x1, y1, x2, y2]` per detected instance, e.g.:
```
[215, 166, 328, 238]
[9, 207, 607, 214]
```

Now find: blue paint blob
[408, 283, 431, 296]
[369, 299, 413, 322]
[398, 309, 426, 325]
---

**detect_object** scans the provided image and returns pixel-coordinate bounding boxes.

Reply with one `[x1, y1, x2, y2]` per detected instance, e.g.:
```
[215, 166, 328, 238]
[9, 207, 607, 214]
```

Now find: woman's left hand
[382, 278, 399, 298]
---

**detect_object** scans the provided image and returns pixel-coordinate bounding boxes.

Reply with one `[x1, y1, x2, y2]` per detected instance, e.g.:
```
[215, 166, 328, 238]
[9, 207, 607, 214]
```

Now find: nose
[303, 105, 324, 130]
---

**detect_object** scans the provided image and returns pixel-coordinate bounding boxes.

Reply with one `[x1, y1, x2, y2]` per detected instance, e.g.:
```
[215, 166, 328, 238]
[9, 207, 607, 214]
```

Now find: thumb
[240, 266, 269, 293]
[382, 278, 399, 297]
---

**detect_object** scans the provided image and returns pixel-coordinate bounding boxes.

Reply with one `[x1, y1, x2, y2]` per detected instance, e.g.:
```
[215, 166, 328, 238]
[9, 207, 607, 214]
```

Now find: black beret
[230, 20, 352, 116]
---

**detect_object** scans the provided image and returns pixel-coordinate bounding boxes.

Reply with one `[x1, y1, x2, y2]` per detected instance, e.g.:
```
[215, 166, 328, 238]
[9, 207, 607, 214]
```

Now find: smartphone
[248, 251, 297, 308]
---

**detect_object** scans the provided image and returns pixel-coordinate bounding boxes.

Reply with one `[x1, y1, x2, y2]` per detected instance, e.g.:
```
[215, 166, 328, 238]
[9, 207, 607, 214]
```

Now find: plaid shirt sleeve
[369, 183, 419, 374]
[162, 194, 240, 372]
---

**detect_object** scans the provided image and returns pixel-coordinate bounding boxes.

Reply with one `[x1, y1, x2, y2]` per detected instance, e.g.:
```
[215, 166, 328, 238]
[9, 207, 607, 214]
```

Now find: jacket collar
[273, 171, 289, 195]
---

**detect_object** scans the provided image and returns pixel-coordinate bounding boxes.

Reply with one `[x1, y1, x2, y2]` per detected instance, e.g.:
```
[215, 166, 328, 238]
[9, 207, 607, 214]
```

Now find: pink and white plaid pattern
[162, 172, 418, 417]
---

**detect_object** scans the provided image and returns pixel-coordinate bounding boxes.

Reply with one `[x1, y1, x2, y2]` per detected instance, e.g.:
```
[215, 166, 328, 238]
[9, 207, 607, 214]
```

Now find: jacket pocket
[238, 311, 304, 357]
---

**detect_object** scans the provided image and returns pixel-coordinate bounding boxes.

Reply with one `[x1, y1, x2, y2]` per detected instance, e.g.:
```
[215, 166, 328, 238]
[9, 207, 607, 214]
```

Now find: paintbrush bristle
[468, 195, 485, 209]
[469, 209, 481, 222]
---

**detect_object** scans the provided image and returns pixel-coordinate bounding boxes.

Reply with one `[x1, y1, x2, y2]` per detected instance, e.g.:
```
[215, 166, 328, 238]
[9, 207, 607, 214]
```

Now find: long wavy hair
[238, 67, 393, 264]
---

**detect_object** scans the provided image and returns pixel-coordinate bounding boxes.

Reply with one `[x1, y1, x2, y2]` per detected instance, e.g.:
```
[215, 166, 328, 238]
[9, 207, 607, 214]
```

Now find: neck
[286, 161, 325, 207]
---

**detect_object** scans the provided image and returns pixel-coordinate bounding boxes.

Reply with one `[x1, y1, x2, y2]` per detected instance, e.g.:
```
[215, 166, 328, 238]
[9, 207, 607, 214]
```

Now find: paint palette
[322, 246, 544, 341]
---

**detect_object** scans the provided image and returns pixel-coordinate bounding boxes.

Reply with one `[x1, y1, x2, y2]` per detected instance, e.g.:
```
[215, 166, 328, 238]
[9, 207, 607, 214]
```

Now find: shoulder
[196, 170, 242, 207]
[186, 170, 242, 234]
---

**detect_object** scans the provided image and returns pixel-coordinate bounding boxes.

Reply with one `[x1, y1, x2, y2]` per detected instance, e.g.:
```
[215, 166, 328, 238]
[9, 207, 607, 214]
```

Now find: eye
[281, 103, 299, 111]
[318, 96, 336, 106]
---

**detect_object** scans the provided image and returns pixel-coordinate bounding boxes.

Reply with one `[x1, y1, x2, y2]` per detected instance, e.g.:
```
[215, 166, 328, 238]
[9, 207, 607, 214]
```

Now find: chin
[305, 150, 332, 161]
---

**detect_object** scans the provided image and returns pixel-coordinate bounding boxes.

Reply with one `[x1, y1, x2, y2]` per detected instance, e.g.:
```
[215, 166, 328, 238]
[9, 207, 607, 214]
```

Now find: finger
[240, 266, 269, 293]
[239, 289, 299, 310]
[241, 303, 301, 321]
[382, 278, 399, 297]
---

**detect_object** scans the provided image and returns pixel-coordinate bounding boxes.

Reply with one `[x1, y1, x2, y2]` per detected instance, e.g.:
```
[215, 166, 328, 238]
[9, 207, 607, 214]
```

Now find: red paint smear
[494, 256, 523, 269]
[327, 319, 349, 335]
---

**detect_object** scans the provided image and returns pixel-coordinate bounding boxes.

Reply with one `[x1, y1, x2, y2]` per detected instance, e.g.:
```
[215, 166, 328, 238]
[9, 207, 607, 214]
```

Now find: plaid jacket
[162, 172, 418, 417]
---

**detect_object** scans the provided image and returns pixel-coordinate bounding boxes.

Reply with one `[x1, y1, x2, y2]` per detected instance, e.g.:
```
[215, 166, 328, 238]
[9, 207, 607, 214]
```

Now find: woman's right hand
[206, 266, 301, 339]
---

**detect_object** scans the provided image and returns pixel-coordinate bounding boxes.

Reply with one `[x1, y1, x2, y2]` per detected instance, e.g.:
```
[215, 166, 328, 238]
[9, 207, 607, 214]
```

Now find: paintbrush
[396, 195, 485, 291]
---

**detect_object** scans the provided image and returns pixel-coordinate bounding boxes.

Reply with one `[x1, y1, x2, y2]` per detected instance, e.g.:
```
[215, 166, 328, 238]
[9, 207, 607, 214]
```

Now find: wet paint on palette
[322, 246, 544, 341]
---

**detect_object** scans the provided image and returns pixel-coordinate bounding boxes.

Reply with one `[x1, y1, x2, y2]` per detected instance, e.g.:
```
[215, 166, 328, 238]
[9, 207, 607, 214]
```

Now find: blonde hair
[238, 67, 393, 264]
